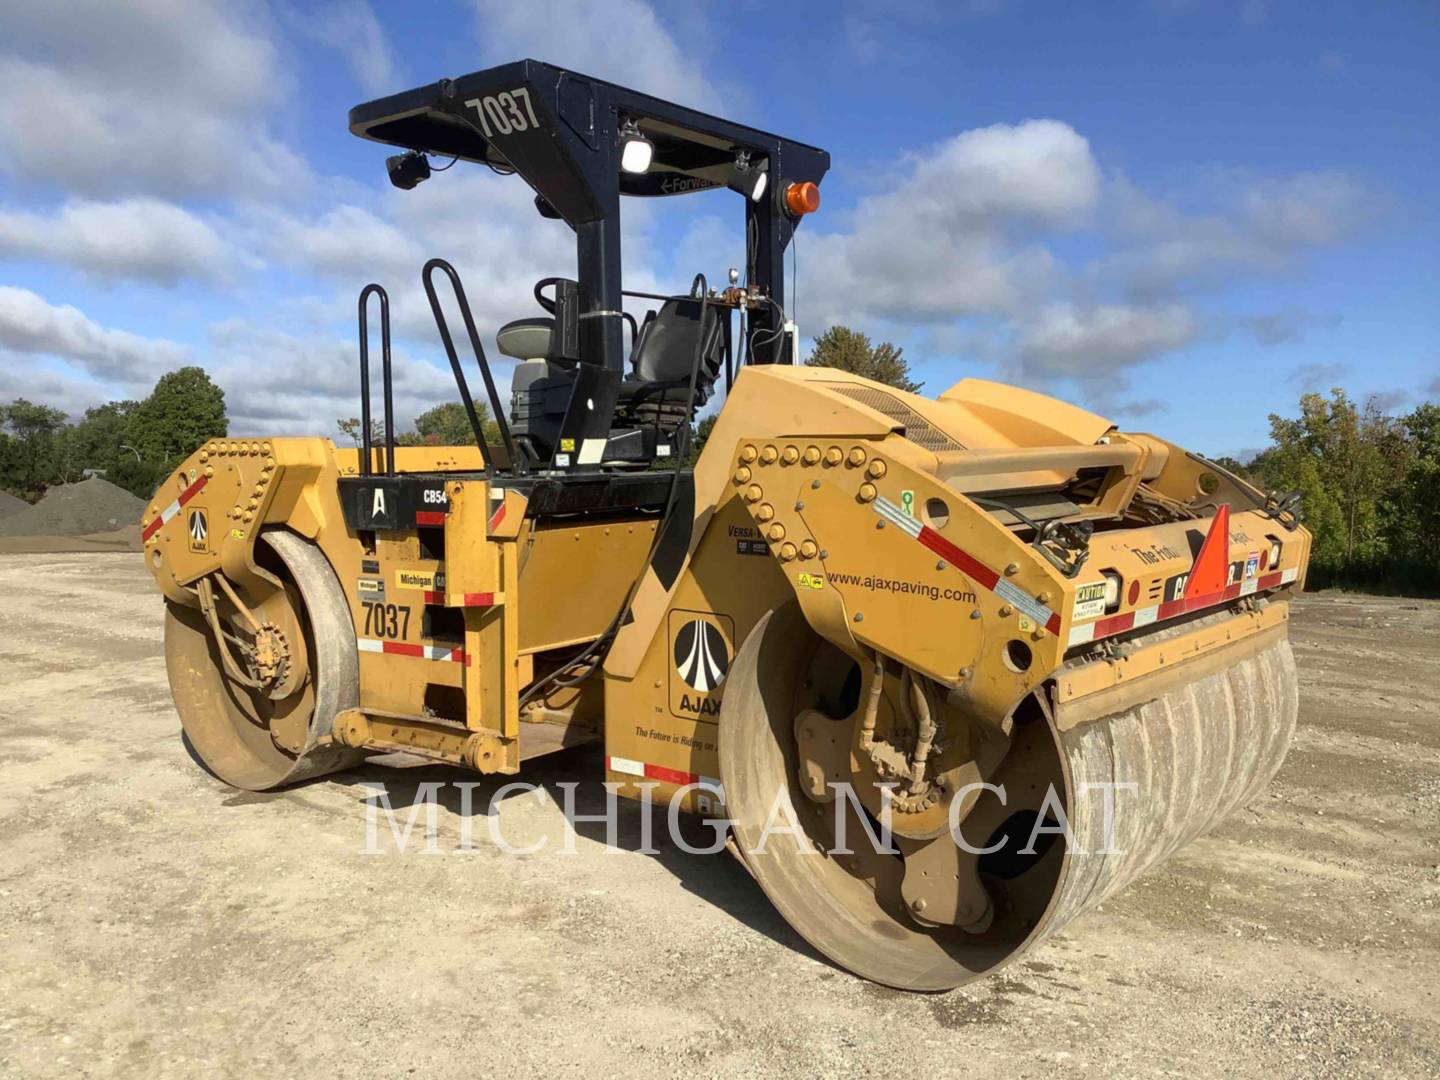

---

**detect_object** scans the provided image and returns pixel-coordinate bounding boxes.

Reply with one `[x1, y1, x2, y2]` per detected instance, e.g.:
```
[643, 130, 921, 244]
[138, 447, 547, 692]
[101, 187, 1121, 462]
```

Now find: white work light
[726, 152, 768, 201]
[1101, 570, 1122, 610]
[619, 119, 653, 174]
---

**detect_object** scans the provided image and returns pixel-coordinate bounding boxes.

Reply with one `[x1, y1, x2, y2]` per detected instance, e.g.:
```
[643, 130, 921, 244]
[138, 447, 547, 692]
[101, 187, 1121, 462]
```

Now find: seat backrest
[496, 317, 554, 361]
[630, 299, 723, 387]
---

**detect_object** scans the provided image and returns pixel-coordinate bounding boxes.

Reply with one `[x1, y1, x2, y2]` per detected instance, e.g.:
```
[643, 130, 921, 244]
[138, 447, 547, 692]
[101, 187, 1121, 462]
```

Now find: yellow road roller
[142, 59, 1309, 990]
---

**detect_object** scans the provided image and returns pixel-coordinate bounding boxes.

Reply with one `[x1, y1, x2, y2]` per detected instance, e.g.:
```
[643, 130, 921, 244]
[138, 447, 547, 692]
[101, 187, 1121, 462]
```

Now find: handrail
[357, 283, 395, 476]
[421, 258, 523, 475]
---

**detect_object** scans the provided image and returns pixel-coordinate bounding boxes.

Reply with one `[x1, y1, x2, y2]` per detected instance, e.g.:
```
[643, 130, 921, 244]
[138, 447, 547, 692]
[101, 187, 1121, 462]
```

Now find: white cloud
[206, 320, 465, 435]
[256, 204, 426, 283]
[0, 362, 120, 419]
[1014, 302, 1198, 376]
[898, 120, 1101, 227]
[1239, 309, 1341, 346]
[250, 169, 582, 341]
[1108, 397, 1170, 418]
[803, 120, 1099, 326]
[1102, 170, 1377, 293]
[297, 1, 401, 96]
[789, 122, 1371, 392]
[468, 0, 722, 111]
[1287, 361, 1349, 390]
[1235, 172, 1374, 250]
[0, 287, 188, 383]
[0, 0, 307, 198]
[0, 0, 1384, 435]
[0, 199, 233, 285]
[0, 287, 471, 435]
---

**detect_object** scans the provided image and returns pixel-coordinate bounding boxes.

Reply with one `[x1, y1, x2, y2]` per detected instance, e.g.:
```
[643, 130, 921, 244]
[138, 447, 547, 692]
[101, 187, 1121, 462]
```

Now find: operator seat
[621, 298, 723, 402]
[501, 316, 570, 462]
[498, 316, 562, 397]
[505, 294, 723, 462]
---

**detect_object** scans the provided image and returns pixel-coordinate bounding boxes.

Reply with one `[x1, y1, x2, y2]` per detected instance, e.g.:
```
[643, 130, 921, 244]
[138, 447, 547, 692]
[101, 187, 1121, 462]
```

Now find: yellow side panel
[602, 495, 790, 795]
[516, 519, 658, 653]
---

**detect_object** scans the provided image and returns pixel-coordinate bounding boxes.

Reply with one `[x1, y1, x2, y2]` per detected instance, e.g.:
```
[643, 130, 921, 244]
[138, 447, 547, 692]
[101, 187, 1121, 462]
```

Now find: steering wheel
[533, 277, 574, 315]
[533, 277, 639, 352]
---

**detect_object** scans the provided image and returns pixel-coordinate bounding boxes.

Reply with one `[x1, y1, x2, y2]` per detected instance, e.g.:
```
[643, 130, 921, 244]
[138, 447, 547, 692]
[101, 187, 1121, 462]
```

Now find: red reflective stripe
[917, 521, 1061, 633]
[361, 639, 464, 662]
[1092, 611, 1136, 638]
[418, 590, 494, 607]
[141, 475, 209, 541]
[488, 502, 507, 532]
[1155, 583, 1241, 623]
[915, 525, 999, 589]
[415, 510, 445, 526]
[1257, 571, 1283, 590]
[178, 474, 208, 506]
[643, 763, 696, 787]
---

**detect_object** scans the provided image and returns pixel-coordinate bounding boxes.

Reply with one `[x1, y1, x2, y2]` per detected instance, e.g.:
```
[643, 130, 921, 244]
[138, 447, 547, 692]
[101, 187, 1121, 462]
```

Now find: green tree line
[335, 401, 501, 449]
[0, 367, 228, 500]
[1224, 390, 1440, 594]
[7, 345, 1436, 596]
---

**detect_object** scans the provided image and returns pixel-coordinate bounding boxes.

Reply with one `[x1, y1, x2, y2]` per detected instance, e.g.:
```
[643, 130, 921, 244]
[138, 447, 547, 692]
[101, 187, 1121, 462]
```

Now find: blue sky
[0, 0, 1435, 458]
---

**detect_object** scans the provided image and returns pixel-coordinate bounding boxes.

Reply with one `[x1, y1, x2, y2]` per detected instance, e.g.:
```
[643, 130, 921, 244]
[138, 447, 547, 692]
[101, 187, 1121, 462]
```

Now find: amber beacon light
[785, 181, 820, 216]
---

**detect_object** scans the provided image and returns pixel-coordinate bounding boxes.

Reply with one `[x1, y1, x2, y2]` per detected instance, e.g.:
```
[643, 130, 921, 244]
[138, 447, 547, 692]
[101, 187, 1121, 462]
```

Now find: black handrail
[421, 258, 524, 475]
[357, 283, 395, 476]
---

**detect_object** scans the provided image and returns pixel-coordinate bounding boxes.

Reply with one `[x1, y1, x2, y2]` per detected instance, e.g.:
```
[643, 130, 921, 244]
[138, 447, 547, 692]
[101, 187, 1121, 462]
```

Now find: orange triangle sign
[1183, 503, 1231, 600]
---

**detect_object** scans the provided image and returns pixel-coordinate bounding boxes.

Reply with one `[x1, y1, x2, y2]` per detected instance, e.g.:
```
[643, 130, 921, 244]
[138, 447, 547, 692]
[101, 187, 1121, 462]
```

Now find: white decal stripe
[355, 638, 463, 662]
[1280, 567, 1298, 584]
[1067, 622, 1096, 648]
[873, 496, 921, 538]
[994, 577, 1054, 627]
[158, 498, 182, 524]
[1239, 578, 1258, 596]
[1133, 606, 1159, 628]
[607, 756, 644, 777]
[578, 438, 606, 465]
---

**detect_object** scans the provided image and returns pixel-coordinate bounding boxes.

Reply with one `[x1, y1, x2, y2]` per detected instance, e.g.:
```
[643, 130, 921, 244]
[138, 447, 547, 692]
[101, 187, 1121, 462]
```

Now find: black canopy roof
[348, 58, 829, 226]
[347, 59, 828, 457]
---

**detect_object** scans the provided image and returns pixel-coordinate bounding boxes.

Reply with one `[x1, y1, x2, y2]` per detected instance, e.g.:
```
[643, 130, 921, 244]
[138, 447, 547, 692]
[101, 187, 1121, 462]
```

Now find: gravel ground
[1, 553, 1437, 1078]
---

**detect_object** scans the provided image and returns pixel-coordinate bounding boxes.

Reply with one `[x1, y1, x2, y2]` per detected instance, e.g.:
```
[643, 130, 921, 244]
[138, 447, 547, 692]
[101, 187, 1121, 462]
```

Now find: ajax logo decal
[673, 617, 730, 692]
[188, 508, 208, 552]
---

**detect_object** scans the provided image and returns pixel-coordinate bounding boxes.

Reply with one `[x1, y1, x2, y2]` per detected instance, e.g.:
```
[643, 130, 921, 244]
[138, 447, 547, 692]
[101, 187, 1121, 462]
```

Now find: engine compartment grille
[820, 383, 965, 452]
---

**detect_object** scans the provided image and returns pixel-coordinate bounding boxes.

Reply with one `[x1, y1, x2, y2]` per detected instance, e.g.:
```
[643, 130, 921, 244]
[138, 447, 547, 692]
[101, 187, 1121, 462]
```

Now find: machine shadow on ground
[206, 738, 825, 966]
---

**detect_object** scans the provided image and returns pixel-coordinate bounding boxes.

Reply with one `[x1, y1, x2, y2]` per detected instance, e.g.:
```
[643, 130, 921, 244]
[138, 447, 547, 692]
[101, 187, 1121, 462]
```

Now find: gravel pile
[0, 477, 145, 536]
[0, 490, 28, 518]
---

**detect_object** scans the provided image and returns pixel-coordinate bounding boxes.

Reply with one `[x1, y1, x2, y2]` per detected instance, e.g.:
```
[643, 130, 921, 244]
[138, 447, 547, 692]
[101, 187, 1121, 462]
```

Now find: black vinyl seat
[617, 297, 723, 408]
[508, 294, 723, 462]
